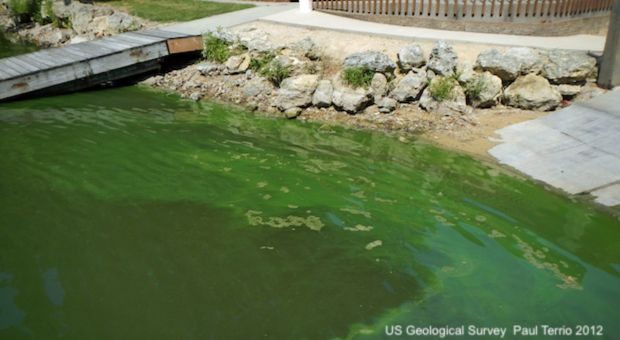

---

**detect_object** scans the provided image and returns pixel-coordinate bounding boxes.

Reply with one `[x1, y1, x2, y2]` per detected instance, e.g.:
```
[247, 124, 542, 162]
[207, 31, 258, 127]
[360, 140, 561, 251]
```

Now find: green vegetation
[202, 33, 231, 64]
[260, 61, 291, 87]
[464, 76, 487, 104]
[99, 0, 252, 22]
[429, 77, 456, 102]
[249, 53, 275, 72]
[341, 66, 374, 89]
[8, 0, 42, 22]
[250, 53, 291, 86]
[7, 0, 70, 27]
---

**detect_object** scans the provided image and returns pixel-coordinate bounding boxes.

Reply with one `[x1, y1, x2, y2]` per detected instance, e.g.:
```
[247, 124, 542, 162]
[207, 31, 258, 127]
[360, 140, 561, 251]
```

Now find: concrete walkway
[164, 3, 296, 35]
[489, 89, 620, 207]
[260, 9, 606, 52]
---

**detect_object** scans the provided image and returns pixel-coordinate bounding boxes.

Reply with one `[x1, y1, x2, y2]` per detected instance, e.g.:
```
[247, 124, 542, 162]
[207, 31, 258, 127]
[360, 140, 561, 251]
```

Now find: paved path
[260, 9, 606, 52]
[164, 4, 295, 35]
[489, 89, 620, 207]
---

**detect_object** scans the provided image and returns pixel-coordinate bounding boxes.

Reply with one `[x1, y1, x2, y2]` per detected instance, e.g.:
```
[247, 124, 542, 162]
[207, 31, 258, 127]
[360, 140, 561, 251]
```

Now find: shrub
[202, 33, 230, 63]
[342, 66, 374, 89]
[465, 76, 487, 104]
[260, 60, 291, 87]
[429, 77, 456, 102]
[249, 53, 275, 72]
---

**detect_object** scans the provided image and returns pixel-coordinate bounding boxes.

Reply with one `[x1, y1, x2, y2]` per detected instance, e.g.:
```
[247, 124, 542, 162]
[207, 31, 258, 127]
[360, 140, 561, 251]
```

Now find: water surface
[0, 86, 618, 339]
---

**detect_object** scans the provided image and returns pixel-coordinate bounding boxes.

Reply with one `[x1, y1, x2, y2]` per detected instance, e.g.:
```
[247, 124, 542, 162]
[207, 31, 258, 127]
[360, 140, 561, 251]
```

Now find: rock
[197, 62, 222, 76]
[312, 80, 333, 108]
[370, 73, 388, 101]
[475, 47, 543, 81]
[397, 44, 425, 72]
[574, 83, 606, 103]
[466, 71, 503, 108]
[274, 74, 320, 111]
[243, 77, 273, 97]
[332, 86, 372, 113]
[343, 51, 397, 74]
[389, 71, 427, 102]
[69, 3, 95, 34]
[555, 84, 582, 98]
[419, 77, 469, 115]
[240, 36, 276, 53]
[284, 107, 302, 118]
[189, 92, 202, 101]
[292, 37, 320, 60]
[541, 50, 597, 84]
[96, 12, 140, 35]
[457, 62, 476, 84]
[237, 54, 251, 73]
[377, 97, 397, 113]
[69, 35, 90, 44]
[225, 55, 244, 74]
[209, 28, 238, 44]
[427, 41, 458, 76]
[503, 74, 562, 111]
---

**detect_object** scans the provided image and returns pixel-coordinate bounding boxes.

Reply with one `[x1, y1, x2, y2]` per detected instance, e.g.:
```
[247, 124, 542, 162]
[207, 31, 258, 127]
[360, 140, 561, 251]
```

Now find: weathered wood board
[0, 29, 200, 101]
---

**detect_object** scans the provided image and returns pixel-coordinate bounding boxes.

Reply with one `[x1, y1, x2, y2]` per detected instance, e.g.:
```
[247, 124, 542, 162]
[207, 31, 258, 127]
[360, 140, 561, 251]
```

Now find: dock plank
[3, 58, 39, 74]
[138, 29, 192, 39]
[15, 54, 59, 69]
[118, 32, 166, 44]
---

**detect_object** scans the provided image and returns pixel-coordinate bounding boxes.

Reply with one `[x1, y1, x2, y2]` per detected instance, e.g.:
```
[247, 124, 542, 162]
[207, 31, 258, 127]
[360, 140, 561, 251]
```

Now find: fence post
[300, 0, 314, 12]
[598, 0, 620, 88]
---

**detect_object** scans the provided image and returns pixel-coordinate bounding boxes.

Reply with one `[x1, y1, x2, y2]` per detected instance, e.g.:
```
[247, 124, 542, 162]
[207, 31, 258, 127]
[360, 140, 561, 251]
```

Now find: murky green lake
[1, 40, 619, 339]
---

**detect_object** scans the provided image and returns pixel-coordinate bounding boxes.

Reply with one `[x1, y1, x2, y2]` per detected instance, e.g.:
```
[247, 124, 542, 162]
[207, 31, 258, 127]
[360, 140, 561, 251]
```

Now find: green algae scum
[0, 83, 619, 338]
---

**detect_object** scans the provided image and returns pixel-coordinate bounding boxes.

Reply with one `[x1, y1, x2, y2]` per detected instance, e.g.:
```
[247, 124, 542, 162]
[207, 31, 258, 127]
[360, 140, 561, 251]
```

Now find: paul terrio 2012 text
[384, 325, 604, 338]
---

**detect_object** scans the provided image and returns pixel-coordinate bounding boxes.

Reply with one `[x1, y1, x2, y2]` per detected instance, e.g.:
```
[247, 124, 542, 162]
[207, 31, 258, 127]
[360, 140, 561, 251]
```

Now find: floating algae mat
[0, 87, 619, 339]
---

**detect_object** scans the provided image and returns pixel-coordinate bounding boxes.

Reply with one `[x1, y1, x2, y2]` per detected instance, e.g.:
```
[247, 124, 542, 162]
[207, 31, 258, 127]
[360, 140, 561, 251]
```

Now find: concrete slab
[489, 90, 620, 207]
[164, 4, 296, 36]
[260, 9, 606, 52]
[592, 184, 620, 206]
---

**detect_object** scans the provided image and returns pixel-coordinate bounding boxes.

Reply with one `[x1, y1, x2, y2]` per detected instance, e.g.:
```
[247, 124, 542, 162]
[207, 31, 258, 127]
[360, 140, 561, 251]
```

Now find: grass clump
[98, 0, 252, 22]
[249, 53, 275, 72]
[429, 77, 457, 102]
[260, 61, 291, 87]
[464, 76, 487, 103]
[341, 66, 374, 89]
[250, 53, 291, 86]
[202, 32, 230, 63]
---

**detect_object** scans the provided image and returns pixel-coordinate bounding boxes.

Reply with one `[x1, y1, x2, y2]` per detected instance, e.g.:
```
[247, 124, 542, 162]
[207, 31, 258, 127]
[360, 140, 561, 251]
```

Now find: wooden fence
[313, 0, 613, 20]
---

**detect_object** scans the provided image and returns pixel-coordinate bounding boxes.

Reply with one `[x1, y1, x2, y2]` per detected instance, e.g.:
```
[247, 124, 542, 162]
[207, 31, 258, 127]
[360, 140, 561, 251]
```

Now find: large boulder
[370, 73, 388, 101]
[291, 37, 321, 60]
[243, 77, 273, 97]
[240, 36, 276, 53]
[466, 71, 503, 108]
[541, 50, 597, 84]
[503, 74, 562, 111]
[377, 97, 397, 113]
[389, 70, 427, 103]
[332, 86, 372, 113]
[475, 47, 543, 81]
[419, 77, 469, 115]
[427, 41, 458, 76]
[274, 74, 320, 111]
[397, 44, 426, 72]
[312, 80, 333, 108]
[343, 51, 397, 74]
[210, 28, 238, 44]
[92, 12, 141, 35]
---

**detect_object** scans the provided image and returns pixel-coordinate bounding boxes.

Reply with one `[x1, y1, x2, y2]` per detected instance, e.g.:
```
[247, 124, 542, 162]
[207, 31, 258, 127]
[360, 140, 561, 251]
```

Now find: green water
[0, 32, 37, 59]
[0, 86, 618, 339]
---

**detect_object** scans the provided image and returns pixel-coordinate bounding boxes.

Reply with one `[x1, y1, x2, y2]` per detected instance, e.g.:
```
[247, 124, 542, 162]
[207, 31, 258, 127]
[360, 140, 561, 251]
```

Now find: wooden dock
[0, 29, 203, 101]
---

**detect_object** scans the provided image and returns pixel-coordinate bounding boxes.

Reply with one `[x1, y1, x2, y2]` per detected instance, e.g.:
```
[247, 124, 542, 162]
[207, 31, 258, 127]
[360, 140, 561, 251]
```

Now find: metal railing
[313, 0, 613, 21]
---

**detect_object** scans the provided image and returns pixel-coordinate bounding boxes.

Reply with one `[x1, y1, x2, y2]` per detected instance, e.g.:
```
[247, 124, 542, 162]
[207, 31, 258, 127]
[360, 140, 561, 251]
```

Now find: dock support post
[598, 0, 620, 88]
